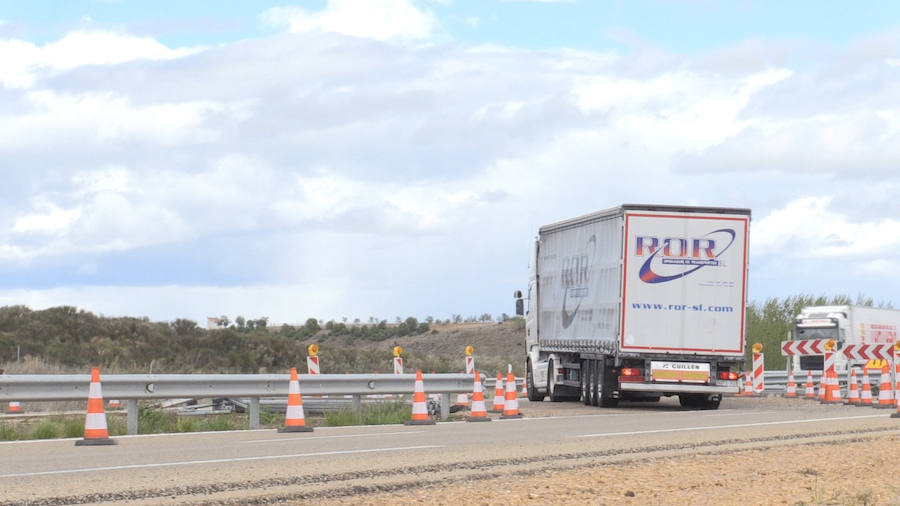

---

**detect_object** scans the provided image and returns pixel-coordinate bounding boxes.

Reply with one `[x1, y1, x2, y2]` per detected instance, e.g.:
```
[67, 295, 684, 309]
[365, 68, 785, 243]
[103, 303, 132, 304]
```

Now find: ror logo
[635, 228, 736, 284]
[635, 237, 717, 259]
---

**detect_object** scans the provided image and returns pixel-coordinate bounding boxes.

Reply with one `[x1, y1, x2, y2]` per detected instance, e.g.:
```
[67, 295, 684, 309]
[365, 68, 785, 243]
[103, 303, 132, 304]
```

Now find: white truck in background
[514, 204, 750, 409]
[792, 305, 900, 372]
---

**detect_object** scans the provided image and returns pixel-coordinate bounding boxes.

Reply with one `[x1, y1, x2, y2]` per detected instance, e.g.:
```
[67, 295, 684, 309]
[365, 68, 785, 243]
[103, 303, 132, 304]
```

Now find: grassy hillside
[0, 305, 526, 375]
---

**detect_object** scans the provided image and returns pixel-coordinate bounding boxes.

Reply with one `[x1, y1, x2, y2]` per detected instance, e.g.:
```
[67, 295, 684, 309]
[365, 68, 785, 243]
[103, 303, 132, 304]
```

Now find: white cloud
[13, 203, 81, 233]
[0, 30, 196, 89]
[753, 197, 900, 260]
[262, 0, 439, 41]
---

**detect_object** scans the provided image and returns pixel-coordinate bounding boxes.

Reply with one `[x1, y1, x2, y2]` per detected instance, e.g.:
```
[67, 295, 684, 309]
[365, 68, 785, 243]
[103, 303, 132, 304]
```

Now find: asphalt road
[2, 397, 898, 504]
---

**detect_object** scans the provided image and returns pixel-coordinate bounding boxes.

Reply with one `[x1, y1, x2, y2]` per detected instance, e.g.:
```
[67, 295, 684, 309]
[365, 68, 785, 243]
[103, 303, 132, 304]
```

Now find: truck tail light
[718, 371, 739, 381]
[618, 368, 643, 382]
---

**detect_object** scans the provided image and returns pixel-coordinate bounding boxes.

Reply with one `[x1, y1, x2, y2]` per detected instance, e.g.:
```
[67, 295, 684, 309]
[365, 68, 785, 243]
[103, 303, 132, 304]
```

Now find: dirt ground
[329, 432, 900, 506]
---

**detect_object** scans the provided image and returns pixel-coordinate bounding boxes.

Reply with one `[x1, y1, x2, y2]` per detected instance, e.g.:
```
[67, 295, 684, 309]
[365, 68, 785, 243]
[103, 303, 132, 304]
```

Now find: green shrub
[201, 415, 236, 432]
[32, 421, 59, 439]
[175, 417, 198, 433]
[0, 423, 20, 441]
[324, 410, 362, 426]
[62, 417, 84, 438]
[361, 401, 411, 425]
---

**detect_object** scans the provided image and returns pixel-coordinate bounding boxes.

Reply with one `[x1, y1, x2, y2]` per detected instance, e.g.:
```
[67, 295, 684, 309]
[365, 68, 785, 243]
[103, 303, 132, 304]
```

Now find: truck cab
[793, 306, 847, 371]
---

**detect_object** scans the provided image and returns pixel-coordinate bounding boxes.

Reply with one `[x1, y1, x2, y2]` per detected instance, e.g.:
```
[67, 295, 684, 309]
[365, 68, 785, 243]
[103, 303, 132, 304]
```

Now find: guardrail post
[440, 391, 450, 420]
[127, 400, 138, 435]
[352, 394, 361, 414]
[249, 397, 260, 430]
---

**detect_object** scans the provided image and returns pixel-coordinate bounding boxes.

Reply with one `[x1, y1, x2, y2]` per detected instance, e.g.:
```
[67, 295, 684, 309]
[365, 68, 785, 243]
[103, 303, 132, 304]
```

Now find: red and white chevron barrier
[780, 339, 828, 356]
[842, 344, 894, 362]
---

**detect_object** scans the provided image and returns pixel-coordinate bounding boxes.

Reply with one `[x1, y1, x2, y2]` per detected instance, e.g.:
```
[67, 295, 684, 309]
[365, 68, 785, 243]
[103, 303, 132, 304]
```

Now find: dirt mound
[392, 321, 524, 364]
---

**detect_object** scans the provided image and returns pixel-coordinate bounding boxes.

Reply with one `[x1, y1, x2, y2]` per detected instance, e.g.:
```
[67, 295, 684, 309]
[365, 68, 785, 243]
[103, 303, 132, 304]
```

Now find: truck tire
[588, 360, 600, 406]
[679, 394, 720, 410]
[526, 361, 543, 402]
[547, 359, 563, 402]
[597, 359, 619, 408]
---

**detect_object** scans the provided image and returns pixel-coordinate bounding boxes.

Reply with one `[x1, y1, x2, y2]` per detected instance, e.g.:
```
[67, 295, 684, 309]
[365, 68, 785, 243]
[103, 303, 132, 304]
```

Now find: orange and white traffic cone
[860, 368, 873, 406]
[405, 369, 435, 425]
[825, 369, 842, 404]
[467, 372, 491, 422]
[804, 371, 815, 399]
[742, 372, 753, 396]
[279, 367, 313, 432]
[520, 376, 527, 398]
[876, 365, 894, 408]
[490, 372, 505, 413]
[75, 367, 116, 446]
[108, 399, 120, 410]
[500, 372, 523, 419]
[784, 369, 797, 398]
[817, 371, 827, 401]
[845, 368, 860, 406]
[7, 401, 22, 414]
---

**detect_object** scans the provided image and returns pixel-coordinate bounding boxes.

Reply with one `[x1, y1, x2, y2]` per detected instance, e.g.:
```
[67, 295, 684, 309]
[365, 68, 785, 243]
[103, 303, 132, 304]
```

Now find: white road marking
[0, 445, 442, 479]
[244, 430, 424, 443]
[573, 414, 890, 438]
[701, 410, 777, 417]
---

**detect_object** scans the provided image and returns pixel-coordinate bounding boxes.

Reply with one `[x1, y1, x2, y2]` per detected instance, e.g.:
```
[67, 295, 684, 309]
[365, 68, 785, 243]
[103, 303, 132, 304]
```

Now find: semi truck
[514, 204, 750, 409]
[792, 305, 900, 372]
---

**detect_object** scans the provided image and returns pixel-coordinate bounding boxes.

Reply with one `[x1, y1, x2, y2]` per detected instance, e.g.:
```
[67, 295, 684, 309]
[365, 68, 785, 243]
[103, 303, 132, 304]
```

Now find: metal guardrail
[760, 370, 885, 393]
[0, 373, 507, 434]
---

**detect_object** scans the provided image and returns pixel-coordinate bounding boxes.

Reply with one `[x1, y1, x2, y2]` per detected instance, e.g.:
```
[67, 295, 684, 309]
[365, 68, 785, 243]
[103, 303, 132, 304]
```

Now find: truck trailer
[792, 305, 900, 372]
[514, 204, 750, 409]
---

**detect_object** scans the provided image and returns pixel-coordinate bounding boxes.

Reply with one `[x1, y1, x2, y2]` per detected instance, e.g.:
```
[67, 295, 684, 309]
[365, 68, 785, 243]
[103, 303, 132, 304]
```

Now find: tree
[171, 318, 197, 337]
[235, 316, 246, 330]
[219, 315, 231, 328]
[304, 318, 320, 334]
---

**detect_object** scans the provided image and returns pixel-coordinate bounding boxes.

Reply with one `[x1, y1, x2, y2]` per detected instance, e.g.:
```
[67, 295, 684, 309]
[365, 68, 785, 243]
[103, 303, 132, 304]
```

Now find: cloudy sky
[1, 1, 899, 325]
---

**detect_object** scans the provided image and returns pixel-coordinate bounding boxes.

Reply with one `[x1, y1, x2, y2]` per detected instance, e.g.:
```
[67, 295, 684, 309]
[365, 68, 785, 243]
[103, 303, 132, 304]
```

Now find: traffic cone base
[75, 437, 116, 446]
[891, 411, 900, 418]
[279, 425, 314, 433]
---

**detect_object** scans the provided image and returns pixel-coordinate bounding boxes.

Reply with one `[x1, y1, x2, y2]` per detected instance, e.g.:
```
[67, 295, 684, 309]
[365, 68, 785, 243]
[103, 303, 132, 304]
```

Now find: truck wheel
[547, 359, 563, 402]
[679, 394, 719, 410]
[678, 394, 698, 409]
[588, 360, 600, 407]
[581, 360, 591, 405]
[597, 360, 619, 408]
[526, 361, 543, 402]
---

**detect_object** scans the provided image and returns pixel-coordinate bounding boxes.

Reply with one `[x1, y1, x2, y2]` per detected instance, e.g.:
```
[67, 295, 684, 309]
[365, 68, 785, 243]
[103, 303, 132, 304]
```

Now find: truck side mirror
[515, 298, 524, 316]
